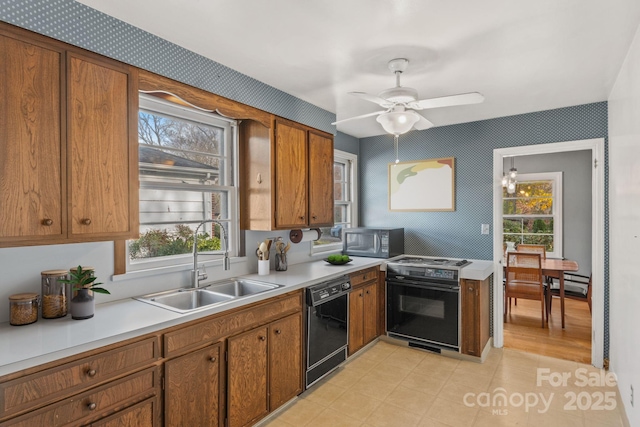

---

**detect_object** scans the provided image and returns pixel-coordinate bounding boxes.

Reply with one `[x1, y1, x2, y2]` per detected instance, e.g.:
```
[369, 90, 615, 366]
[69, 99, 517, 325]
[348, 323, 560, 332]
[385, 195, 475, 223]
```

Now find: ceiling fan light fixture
[376, 110, 420, 135]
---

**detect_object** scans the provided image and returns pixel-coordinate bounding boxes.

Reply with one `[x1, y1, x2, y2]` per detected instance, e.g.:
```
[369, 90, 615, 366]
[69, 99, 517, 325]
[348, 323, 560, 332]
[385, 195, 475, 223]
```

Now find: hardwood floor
[504, 296, 592, 364]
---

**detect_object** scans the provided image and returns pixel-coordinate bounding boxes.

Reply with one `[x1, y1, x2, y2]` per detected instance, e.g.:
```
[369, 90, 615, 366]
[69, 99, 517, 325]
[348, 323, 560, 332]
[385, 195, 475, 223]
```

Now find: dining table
[504, 254, 579, 328]
[541, 258, 579, 328]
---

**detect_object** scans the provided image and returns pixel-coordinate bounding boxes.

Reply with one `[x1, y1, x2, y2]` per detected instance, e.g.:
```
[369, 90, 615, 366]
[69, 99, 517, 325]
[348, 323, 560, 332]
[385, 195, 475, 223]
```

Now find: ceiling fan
[332, 58, 485, 135]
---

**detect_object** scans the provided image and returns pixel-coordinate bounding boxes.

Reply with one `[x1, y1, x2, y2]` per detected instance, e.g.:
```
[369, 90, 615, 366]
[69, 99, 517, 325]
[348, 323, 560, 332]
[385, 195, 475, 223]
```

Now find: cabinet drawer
[349, 267, 378, 288]
[0, 336, 159, 419]
[164, 290, 303, 357]
[90, 396, 159, 427]
[3, 367, 159, 427]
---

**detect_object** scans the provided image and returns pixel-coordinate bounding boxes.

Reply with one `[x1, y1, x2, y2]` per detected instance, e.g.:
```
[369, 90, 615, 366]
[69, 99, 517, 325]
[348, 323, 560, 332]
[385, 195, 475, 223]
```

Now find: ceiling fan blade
[410, 92, 485, 110]
[331, 110, 386, 126]
[349, 92, 393, 107]
[413, 113, 435, 131]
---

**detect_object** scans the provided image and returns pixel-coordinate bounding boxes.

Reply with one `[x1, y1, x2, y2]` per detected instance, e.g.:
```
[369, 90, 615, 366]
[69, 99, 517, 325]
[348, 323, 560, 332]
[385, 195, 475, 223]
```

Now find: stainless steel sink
[135, 288, 234, 314]
[205, 279, 281, 297]
[134, 279, 282, 314]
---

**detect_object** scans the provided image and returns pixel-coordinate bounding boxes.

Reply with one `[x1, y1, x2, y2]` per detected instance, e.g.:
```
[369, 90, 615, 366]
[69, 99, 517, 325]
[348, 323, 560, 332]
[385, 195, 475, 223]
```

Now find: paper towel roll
[289, 228, 321, 244]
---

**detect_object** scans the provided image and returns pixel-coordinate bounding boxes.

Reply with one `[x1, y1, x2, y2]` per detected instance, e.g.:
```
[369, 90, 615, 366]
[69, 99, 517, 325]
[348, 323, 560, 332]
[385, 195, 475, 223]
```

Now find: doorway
[492, 138, 605, 368]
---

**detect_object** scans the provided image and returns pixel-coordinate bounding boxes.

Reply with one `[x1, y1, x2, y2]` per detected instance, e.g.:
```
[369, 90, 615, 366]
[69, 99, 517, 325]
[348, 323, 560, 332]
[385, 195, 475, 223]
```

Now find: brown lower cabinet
[0, 290, 304, 427]
[348, 267, 380, 356]
[460, 277, 490, 357]
[164, 343, 222, 427]
[227, 312, 302, 427]
[2, 367, 160, 427]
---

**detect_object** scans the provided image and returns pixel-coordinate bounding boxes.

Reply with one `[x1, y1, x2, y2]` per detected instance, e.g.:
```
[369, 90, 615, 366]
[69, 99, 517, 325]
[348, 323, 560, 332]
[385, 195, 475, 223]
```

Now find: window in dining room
[503, 172, 563, 258]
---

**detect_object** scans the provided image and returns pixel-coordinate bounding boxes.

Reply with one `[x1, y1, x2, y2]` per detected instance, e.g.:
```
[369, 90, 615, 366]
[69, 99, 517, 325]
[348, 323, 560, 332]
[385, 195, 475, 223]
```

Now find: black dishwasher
[305, 275, 351, 388]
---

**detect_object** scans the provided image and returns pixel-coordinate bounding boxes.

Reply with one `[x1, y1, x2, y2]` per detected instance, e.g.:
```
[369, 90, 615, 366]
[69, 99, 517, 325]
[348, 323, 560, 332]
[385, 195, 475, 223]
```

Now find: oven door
[386, 278, 460, 350]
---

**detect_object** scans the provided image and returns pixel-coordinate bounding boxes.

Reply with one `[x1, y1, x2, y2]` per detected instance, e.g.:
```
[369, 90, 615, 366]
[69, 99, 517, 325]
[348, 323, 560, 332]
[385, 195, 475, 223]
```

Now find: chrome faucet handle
[198, 265, 208, 281]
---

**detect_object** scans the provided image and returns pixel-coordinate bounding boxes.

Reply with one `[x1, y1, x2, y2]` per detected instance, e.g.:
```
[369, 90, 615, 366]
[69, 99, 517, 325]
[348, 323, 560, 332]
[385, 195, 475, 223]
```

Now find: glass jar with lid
[41, 269, 69, 318]
[9, 293, 39, 326]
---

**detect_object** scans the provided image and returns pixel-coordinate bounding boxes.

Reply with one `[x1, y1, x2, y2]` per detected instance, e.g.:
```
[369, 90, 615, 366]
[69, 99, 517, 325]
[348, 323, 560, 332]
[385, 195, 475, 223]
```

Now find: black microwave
[343, 227, 404, 258]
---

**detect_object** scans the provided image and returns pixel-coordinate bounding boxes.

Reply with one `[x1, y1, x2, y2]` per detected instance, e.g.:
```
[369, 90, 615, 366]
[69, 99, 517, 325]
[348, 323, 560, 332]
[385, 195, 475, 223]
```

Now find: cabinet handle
[209, 356, 217, 362]
[42, 218, 53, 226]
[275, 329, 282, 335]
[359, 292, 363, 298]
[259, 336, 266, 341]
[469, 287, 474, 291]
[299, 216, 305, 220]
[366, 290, 370, 295]
[312, 215, 317, 220]
[81, 218, 92, 225]
[87, 402, 97, 411]
[363, 275, 367, 280]
[87, 369, 97, 377]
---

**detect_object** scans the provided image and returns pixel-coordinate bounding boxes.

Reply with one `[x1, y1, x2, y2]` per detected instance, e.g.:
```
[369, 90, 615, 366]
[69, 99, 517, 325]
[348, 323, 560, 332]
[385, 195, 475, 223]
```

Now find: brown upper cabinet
[240, 117, 334, 231]
[0, 24, 139, 247]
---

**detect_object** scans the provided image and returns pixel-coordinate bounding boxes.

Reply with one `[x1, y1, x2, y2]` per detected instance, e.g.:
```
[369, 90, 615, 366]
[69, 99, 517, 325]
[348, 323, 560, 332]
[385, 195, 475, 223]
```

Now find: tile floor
[262, 340, 628, 427]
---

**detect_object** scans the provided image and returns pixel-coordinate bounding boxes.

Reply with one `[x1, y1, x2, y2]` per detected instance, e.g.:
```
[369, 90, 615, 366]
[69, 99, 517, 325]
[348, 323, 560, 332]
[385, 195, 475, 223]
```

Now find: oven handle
[387, 279, 460, 293]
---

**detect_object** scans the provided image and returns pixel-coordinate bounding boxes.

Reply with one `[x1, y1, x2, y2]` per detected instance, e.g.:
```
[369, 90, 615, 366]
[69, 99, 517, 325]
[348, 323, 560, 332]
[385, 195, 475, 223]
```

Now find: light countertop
[0, 256, 493, 377]
[460, 259, 494, 281]
[0, 257, 384, 376]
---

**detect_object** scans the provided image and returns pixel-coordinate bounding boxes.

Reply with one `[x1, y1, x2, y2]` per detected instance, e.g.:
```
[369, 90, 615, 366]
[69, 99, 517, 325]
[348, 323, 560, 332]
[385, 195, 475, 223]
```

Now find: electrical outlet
[632, 384, 634, 407]
[481, 224, 490, 235]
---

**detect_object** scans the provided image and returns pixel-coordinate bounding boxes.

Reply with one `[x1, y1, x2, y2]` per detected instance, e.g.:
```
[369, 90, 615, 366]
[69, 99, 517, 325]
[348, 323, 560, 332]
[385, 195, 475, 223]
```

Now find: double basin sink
[135, 279, 282, 314]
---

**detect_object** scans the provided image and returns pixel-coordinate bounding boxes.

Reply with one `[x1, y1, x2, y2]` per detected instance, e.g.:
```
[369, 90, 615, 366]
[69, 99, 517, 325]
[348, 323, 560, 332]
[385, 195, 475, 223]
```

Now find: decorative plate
[324, 257, 352, 265]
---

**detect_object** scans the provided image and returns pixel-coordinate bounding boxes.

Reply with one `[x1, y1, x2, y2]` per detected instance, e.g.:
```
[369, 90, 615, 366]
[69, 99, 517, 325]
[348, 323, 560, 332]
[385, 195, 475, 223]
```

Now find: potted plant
[60, 266, 110, 320]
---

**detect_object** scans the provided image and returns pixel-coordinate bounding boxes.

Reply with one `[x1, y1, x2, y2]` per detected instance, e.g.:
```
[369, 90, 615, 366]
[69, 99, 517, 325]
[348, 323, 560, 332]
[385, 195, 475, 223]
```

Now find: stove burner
[391, 256, 470, 268]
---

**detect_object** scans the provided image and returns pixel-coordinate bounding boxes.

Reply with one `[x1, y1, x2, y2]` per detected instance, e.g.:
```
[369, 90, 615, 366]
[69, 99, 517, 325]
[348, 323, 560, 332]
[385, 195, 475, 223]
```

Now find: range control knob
[342, 282, 351, 290]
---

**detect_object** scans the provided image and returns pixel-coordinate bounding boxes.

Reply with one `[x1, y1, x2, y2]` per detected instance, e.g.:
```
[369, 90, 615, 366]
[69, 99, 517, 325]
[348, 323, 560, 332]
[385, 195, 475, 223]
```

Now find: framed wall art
[388, 157, 455, 211]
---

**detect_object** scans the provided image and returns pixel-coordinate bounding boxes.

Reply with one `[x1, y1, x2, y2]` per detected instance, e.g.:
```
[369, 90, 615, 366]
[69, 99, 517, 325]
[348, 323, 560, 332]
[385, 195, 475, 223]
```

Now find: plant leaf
[91, 288, 111, 295]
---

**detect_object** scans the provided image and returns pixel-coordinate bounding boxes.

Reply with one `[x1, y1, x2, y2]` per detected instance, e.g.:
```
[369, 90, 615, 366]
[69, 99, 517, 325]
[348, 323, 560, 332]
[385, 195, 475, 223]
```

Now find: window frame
[503, 171, 563, 258]
[122, 94, 240, 274]
[312, 149, 358, 254]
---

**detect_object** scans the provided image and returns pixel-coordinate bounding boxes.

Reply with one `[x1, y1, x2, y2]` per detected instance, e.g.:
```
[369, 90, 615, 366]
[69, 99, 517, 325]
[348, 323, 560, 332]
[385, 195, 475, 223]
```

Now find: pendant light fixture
[503, 157, 518, 194]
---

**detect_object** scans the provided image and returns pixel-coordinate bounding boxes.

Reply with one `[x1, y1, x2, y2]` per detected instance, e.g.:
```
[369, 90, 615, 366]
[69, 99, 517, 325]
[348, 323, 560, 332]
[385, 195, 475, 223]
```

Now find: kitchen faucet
[193, 219, 230, 288]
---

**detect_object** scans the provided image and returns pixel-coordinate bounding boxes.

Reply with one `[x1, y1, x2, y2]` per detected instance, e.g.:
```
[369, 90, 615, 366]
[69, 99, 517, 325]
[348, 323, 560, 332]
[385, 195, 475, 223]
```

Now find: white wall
[608, 21, 640, 427]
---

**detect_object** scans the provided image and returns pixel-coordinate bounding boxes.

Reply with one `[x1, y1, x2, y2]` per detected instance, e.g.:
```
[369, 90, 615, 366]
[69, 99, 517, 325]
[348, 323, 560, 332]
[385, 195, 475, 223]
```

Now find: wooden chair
[511, 244, 549, 307]
[548, 273, 592, 314]
[505, 252, 548, 327]
[516, 244, 547, 259]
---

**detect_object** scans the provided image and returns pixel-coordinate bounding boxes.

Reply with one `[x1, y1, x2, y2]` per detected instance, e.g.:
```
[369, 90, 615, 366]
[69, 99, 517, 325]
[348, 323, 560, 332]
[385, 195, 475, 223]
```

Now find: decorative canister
[9, 293, 39, 326]
[41, 269, 69, 318]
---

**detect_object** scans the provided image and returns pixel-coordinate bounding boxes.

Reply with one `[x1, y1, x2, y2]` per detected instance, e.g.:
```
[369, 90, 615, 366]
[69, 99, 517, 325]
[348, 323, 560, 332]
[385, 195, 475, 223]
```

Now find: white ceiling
[77, 0, 640, 138]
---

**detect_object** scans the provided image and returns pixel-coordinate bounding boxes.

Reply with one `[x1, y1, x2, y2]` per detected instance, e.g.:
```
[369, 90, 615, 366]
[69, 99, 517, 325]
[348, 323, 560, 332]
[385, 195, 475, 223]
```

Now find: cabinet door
[461, 279, 480, 356]
[274, 120, 307, 229]
[348, 289, 364, 355]
[363, 283, 378, 345]
[308, 131, 333, 227]
[269, 313, 302, 410]
[0, 34, 64, 242]
[67, 53, 137, 238]
[165, 343, 221, 427]
[227, 326, 269, 427]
